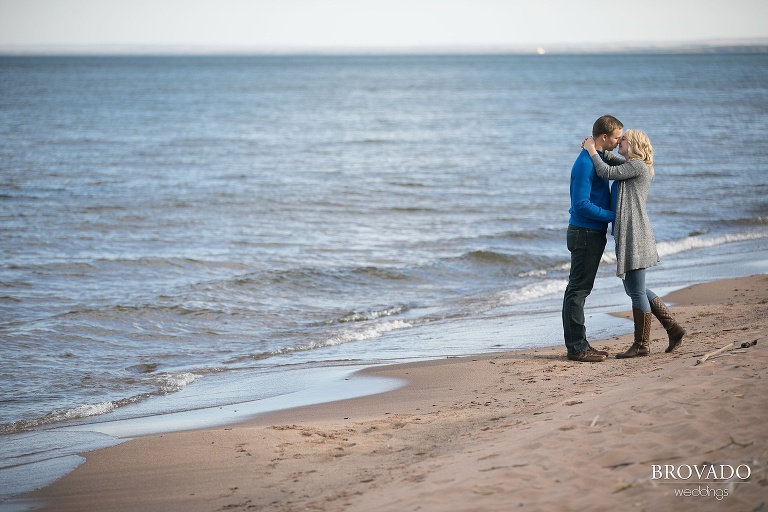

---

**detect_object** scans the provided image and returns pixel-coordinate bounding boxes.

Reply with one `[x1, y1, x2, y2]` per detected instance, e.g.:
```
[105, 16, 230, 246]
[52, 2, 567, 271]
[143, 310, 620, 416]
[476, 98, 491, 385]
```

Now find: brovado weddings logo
[651, 463, 752, 501]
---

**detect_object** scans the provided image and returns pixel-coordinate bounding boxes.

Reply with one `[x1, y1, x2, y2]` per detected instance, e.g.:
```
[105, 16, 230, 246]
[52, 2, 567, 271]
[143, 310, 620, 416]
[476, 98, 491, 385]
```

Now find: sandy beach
[27, 274, 768, 511]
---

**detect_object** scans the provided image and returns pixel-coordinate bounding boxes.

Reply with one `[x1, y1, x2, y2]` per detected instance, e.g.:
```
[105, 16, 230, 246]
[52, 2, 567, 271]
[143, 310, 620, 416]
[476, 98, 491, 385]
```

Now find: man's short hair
[592, 115, 623, 137]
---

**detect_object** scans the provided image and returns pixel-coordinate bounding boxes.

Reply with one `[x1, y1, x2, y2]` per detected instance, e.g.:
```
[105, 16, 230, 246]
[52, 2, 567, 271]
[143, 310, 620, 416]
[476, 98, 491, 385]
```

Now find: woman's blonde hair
[624, 129, 654, 177]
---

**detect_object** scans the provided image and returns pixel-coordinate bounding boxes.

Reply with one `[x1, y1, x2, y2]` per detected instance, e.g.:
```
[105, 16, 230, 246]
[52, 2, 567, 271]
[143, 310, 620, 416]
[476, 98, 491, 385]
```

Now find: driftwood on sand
[696, 339, 758, 365]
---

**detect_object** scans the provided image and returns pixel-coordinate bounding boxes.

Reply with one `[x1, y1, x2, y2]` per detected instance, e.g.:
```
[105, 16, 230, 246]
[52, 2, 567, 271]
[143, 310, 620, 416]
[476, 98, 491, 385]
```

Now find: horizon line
[2, 38, 768, 56]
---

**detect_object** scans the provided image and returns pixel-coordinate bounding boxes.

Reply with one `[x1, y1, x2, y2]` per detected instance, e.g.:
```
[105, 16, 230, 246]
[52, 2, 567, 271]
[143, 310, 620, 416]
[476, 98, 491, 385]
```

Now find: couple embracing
[563, 115, 686, 363]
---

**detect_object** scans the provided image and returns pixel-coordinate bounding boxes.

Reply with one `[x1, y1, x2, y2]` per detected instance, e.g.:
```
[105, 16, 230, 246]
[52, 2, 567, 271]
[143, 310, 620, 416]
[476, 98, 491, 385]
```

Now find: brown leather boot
[616, 308, 652, 358]
[649, 296, 686, 353]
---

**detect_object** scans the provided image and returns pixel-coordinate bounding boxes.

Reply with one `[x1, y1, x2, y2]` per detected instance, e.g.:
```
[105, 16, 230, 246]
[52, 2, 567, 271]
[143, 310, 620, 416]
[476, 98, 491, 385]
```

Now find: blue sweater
[568, 149, 619, 230]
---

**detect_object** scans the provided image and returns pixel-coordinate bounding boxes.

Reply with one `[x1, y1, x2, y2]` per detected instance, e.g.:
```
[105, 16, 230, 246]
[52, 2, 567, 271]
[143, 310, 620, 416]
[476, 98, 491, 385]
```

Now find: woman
[583, 129, 686, 358]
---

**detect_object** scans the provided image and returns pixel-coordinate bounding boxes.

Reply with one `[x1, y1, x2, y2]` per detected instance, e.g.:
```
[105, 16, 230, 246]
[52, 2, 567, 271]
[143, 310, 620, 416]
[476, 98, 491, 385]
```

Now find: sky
[1, 0, 767, 53]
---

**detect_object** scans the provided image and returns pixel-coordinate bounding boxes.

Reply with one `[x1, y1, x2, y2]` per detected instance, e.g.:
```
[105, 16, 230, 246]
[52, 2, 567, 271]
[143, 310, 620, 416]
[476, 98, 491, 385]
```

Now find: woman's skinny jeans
[623, 268, 658, 313]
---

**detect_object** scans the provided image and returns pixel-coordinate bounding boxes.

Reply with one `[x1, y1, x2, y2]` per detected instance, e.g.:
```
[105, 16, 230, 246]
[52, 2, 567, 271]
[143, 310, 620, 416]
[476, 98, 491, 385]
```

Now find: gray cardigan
[590, 154, 659, 278]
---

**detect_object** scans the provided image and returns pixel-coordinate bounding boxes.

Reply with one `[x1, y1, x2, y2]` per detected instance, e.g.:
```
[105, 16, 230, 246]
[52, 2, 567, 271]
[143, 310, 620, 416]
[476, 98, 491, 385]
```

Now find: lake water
[1, 53, 767, 502]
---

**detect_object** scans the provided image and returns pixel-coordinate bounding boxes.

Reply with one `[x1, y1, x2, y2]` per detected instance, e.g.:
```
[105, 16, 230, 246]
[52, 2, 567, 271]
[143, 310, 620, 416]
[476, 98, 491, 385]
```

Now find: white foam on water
[657, 231, 768, 257]
[153, 372, 199, 394]
[275, 319, 413, 354]
[500, 279, 568, 305]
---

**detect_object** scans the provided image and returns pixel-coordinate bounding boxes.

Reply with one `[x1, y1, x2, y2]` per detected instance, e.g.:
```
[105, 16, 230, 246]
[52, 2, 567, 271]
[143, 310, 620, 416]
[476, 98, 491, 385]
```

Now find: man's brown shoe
[589, 346, 609, 357]
[567, 348, 607, 362]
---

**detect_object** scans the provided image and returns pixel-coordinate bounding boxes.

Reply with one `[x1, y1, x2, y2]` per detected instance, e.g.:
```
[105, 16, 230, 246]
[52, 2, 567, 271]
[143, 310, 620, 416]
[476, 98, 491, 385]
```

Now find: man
[562, 115, 624, 362]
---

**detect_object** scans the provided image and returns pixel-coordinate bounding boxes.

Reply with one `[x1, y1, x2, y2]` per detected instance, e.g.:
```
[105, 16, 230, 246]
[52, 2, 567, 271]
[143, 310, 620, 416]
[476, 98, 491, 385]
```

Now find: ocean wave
[326, 320, 413, 345]
[152, 372, 199, 394]
[0, 371, 200, 434]
[277, 319, 413, 354]
[233, 265, 415, 294]
[461, 250, 519, 264]
[0, 401, 117, 434]
[732, 216, 768, 226]
[517, 269, 548, 278]
[353, 138, 395, 144]
[218, 252, 565, 308]
[54, 402, 117, 421]
[499, 279, 568, 305]
[225, 319, 414, 364]
[10, 257, 225, 271]
[656, 231, 768, 257]
[334, 305, 409, 323]
[457, 250, 561, 273]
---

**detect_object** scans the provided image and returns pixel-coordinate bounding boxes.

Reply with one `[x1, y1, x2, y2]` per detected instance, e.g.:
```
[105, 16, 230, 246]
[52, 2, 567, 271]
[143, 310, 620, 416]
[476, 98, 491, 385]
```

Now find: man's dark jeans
[562, 225, 607, 356]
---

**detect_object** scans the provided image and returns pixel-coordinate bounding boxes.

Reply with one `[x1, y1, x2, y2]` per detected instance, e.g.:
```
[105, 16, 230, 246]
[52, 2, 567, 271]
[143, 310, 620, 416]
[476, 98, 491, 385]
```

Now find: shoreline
[17, 274, 768, 511]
